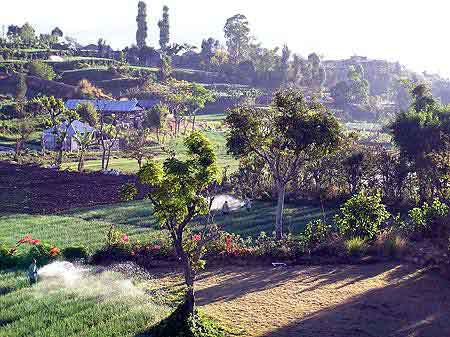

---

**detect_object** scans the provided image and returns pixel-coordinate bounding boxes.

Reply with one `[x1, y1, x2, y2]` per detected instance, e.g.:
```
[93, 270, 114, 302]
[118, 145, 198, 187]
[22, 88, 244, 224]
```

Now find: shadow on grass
[260, 269, 450, 337]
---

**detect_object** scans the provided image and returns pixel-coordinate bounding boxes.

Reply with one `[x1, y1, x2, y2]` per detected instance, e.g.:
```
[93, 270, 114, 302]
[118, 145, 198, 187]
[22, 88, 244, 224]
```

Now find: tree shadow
[195, 262, 409, 306]
[260, 269, 450, 337]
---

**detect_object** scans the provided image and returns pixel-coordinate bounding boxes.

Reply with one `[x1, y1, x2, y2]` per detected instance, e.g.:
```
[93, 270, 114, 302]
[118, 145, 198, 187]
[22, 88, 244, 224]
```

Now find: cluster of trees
[331, 64, 370, 108]
[2, 23, 64, 49]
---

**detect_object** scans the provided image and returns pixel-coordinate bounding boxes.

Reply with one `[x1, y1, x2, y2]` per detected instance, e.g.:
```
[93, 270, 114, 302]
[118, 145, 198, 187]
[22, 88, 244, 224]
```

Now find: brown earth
[150, 263, 450, 337]
[0, 161, 141, 214]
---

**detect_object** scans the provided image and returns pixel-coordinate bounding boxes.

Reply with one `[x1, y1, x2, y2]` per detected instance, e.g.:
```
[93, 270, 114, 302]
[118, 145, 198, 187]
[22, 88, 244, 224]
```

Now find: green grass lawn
[0, 269, 170, 337]
[0, 200, 333, 254]
[63, 130, 237, 173]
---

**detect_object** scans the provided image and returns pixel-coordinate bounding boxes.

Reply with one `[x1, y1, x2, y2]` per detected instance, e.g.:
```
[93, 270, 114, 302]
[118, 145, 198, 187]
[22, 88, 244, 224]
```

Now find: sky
[1, 0, 449, 77]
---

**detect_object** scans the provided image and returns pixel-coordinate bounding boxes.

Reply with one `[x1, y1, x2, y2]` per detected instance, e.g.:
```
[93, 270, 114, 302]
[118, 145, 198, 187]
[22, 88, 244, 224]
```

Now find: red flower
[122, 235, 129, 243]
[49, 247, 60, 257]
[193, 234, 201, 242]
[225, 236, 233, 253]
[17, 234, 32, 245]
[30, 239, 41, 245]
[131, 251, 136, 256]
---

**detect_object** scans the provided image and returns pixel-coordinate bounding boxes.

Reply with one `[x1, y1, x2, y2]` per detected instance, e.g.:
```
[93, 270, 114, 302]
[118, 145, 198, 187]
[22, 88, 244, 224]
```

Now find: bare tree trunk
[106, 147, 112, 170]
[14, 140, 23, 162]
[101, 145, 107, 170]
[181, 253, 195, 315]
[275, 182, 286, 240]
[78, 152, 85, 172]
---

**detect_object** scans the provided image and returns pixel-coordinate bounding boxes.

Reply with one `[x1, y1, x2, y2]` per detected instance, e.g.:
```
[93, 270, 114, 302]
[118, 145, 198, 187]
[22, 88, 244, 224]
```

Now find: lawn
[0, 268, 170, 337]
[0, 199, 334, 253]
[63, 129, 238, 173]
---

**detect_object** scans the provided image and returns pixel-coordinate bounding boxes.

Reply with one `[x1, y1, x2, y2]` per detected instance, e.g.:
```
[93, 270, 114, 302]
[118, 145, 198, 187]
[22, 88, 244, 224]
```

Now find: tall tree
[280, 44, 291, 85]
[226, 89, 342, 239]
[14, 119, 34, 163]
[19, 23, 36, 46]
[390, 84, 450, 201]
[136, 1, 148, 49]
[136, 131, 219, 315]
[224, 14, 250, 64]
[158, 5, 170, 51]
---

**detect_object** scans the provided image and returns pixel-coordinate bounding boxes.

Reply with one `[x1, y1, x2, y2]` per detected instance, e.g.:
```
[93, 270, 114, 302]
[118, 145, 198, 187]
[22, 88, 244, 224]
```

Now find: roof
[65, 99, 143, 113]
[137, 99, 160, 109]
[43, 120, 96, 137]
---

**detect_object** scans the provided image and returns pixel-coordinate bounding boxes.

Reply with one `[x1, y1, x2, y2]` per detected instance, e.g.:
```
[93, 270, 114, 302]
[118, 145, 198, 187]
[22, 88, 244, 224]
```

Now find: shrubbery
[407, 198, 449, 237]
[335, 193, 390, 240]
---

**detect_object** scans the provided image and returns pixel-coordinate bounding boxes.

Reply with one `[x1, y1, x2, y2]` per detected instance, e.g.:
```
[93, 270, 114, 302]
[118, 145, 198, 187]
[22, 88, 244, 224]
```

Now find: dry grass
[150, 263, 450, 337]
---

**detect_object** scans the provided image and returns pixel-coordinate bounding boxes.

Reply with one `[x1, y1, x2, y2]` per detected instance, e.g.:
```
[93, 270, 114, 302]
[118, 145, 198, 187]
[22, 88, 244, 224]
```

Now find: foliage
[389, 85, 450, 201]
[120, 183, 139, 202]
[300, 219, 332, 252]
[76, 79, 108, 99]
[136, 131, 219, 314]
[15, 73, 28, 100]
[28, 60, 56, 80]
[158, 5, 170, 50]
[75, 102, 98, 127]
[224, 14, 250, 64]
[136, 1, 148, 49]
[226, 89, 342, 239]
[335, 193, 390, 240]
[408, 198, 449, 236]
[123, 130, 154, 168]
[344, 237, 368, 257]
[61, 246, 90, 260]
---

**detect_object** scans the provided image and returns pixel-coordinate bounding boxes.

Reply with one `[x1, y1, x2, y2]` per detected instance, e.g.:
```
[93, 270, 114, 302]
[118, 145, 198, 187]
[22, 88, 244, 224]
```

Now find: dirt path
[154, 263, 450, 337]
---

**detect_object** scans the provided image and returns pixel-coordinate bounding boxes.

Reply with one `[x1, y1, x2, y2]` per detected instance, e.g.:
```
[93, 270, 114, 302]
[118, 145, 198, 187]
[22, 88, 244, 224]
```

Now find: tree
[19, 23, 36, 46]
[280, 44, 291, 85]
[142, 103, 169, 142]
[35, 96, 79, 166]
[224, 14, 250, 64]
[331, 81, 352, 108]
[28, 60, 55, 81]
[73, 130, 96, 172]
[226, 89, 342, 239]
[123, 130, 153, 168]
[136, 1, 148, 49]
[15, 73, 27, 101]
[136, 131, 219, 315]
[14, 119, 34, 163]
[158, 54, 173, 81]
[51, 27, 63, 38]
[389, 84, 450, 201]
[200, 37, 220, 67]
[75, 103, 98, 127]
[97, 109, 120, 170]
[158, 5, 170, 51]
[76, 79, 108, 99]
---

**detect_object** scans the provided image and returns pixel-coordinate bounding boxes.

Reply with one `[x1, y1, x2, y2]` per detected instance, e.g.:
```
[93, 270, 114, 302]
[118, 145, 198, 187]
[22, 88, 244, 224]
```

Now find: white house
[42, 120, 96, 152]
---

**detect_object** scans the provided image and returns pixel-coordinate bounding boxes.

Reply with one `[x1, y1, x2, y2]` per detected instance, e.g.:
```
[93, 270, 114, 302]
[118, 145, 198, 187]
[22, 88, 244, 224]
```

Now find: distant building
[42, 120, 96, 151]
[65, 99, 161, 129]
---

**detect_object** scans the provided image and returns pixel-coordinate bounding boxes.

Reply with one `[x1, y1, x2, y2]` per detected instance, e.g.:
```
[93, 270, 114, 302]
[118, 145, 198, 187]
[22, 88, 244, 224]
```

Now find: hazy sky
[1, 0, 449, 77]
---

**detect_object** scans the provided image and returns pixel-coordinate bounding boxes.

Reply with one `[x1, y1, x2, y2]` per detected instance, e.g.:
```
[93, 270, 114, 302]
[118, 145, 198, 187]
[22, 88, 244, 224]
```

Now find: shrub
[28, 60, 56, 80]
[344, 237, 368, 257]
[62, 246, 90, 260]
[300, 219, 332, 252]
[408, 198, 449, 236]
[335, 192, 390, 240]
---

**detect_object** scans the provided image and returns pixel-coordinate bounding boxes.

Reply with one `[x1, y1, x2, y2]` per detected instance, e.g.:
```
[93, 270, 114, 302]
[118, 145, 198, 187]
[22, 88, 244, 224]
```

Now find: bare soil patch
[0, 161, 140, 214]
[151, 263, 450, 337]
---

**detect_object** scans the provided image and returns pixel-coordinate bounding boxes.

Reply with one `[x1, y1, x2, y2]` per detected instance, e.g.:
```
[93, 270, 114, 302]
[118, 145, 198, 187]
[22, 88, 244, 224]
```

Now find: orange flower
[17, 234, 32, 245]
[49, 247, 60, 257]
